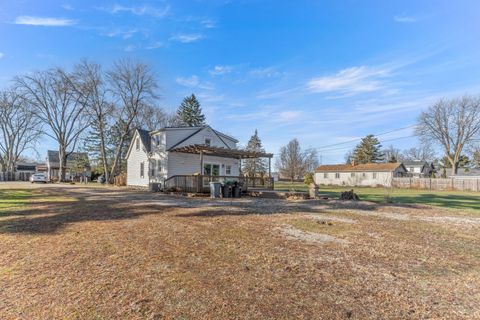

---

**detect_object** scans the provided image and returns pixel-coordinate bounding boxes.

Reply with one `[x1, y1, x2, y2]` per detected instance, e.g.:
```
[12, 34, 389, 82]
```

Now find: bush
[304, 172, 314, 185]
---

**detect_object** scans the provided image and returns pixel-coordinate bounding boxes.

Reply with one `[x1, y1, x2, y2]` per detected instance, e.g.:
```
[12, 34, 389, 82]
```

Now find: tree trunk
[99, 127, 109, 183]
[109, 140, 125, 184]
[58, 147, 67, 182]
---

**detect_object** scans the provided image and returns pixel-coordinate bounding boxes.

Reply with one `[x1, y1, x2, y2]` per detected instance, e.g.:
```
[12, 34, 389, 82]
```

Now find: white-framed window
[335, 173, 340, 179]
[150, 159, 156, 177]
[157, 159, 163, 173]
[324, 173, 328, 178]
[140, 162, 144, 178]
[351, 172, 355, 177]
[362, 172, 366, 178]
[136, 137, 140, 150]
[372, 172, 377, 179]
[226, 165, 231, 175]
[204, 138, 211, 146]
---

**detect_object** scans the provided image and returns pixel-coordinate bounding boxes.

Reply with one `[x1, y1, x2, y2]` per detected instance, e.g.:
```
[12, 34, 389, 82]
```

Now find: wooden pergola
[169, 144, 274, 177]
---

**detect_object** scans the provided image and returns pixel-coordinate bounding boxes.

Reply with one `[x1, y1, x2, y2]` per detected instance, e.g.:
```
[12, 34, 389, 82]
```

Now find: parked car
[30, 173, 48, 183]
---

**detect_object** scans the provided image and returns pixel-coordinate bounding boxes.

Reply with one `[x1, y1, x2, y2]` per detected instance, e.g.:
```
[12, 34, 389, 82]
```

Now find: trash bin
[221, 184, 233, 198]
[233, 186, 242, 198]
[149, 182, 161, 192]
[210, 182, 222, 198]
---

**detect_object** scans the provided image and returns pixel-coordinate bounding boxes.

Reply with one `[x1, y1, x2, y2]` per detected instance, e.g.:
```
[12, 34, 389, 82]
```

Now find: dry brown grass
[0, 184, 480, 319]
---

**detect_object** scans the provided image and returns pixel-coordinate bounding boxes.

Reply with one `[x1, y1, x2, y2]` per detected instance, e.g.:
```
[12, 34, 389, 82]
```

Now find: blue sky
[1, 0, 480, 163]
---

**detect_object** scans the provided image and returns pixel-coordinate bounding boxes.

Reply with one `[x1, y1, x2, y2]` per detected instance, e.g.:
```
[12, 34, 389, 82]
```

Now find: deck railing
[164, 175, 274, 193]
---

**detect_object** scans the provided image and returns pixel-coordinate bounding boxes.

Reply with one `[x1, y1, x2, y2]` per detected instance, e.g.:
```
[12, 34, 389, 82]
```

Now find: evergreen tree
[243, 129, 267, 177]
[352, 134, 384, 164]
[176, 94, 206, 126]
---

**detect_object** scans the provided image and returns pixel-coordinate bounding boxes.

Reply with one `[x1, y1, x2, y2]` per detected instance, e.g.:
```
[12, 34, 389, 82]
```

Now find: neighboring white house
[126, 126, 243, 188]
[314, 162, 407, 187]
[403, 160, 435, 177]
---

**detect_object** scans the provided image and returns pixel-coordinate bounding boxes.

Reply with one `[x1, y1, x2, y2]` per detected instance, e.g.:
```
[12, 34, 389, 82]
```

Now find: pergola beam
[170, 144, 273, 159]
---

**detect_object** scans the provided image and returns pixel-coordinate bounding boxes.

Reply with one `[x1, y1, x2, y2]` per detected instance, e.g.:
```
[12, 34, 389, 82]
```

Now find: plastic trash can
[210, 182, 222, 198]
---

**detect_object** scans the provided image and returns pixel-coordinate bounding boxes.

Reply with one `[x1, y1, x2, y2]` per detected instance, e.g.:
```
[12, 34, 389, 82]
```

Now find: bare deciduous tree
[416, 95, 480, 175]
[276, 139, 318, 182]
[73, 60, 113, 183]
[107, 59, 158, 182]
[401, 144, 436, 162]
[16, 68, 90, 181]
[0, 89, 42, 172]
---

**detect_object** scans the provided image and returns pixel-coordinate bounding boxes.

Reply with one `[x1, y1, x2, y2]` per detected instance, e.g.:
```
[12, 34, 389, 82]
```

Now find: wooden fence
[0, 172, 32, 182]
[392, 177, 480, 192]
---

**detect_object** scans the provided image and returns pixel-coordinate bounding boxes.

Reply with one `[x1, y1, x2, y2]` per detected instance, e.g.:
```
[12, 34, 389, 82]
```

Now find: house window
[351, 172, 355, 177]
[324, 173, 328, 179]
[136, 138, 140, 150]
[157, 159, 163, 173]
[410, 167, 414, 172]
[372, 172, 377, 179]
[335, 173, 340, 179]
[150, 159, 156, 177]
[226, 165, 232, 175]
[362, 172, 366, 178]
[140, 162, 144, 178]
[204, 138, 211, 146]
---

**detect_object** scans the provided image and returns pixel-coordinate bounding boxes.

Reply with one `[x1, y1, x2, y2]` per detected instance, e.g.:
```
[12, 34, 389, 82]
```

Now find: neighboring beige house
[314, 162, 407, 187]
[126, 126, 241, 188]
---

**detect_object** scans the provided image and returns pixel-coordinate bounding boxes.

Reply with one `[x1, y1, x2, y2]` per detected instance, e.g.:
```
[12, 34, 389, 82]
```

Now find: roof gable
[167, 125, 232, 150]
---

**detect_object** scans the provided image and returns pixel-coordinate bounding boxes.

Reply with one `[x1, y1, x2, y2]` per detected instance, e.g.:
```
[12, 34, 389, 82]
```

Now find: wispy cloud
[106, 4, 170, 18]
[201, 19, 217, 28]
[103, 28, 138, 39]
[393, 14, 418, 23]
[275, 110, 302, 122]
[209, 65, 233, 76]
[249, 66, 283, 78]
[15, 16, 77, 27]
[0, 52, 4, 59]
[61, 4, 74, 11]
[176, 75, 213, 90]
[123, 44, 136, 52]
[307, 66, 391, 95]
[171, 33, 204, 43]
[146, 41, 164, 50]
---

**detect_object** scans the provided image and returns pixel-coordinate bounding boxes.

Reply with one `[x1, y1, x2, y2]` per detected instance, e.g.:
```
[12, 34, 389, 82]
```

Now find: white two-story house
[126, 125, 244, 188]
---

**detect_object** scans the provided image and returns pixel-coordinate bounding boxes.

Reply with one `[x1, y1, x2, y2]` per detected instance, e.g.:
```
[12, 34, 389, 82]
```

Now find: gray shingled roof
[47, 150, 90, 166]
[137, 129, 151, 152]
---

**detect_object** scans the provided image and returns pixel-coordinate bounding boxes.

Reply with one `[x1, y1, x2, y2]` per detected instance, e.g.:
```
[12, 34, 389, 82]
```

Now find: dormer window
[204, 138, 211, 146]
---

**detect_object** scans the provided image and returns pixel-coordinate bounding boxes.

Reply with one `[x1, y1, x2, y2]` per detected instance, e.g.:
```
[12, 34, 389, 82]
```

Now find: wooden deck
[164, 175, 274, 193]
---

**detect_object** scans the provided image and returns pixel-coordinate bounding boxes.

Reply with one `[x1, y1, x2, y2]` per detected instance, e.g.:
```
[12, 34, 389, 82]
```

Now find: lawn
[275, 181, 480, 212]
[1, 184, 480, 319]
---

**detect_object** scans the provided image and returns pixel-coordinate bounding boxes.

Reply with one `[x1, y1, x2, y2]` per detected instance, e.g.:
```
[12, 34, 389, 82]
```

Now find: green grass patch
[0, 189, 35, 213]
[275, 182, 480, 212]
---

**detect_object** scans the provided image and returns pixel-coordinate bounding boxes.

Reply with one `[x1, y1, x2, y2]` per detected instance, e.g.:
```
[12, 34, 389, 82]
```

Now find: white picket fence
[392, 177, 480, 192]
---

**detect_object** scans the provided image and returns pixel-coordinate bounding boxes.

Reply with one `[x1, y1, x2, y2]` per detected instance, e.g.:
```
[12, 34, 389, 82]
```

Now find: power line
[318, 135, 416, 153]
[315, 124, 416, 150]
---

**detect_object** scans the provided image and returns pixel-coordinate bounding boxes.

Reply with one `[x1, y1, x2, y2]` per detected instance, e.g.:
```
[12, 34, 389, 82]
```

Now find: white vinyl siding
[314, 170, 404, 187]
[127, 131, 150, 187]
[167, 152, 239, 178]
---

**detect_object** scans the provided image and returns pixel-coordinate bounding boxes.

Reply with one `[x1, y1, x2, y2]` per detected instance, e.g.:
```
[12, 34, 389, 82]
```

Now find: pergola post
[268, 157, 271, 178]
[200, 151, 204, 175]
[198, 151, 204, 193]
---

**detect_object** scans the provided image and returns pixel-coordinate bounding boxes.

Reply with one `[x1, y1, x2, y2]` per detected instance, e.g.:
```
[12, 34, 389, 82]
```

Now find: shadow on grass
[0, 188, 177, 234]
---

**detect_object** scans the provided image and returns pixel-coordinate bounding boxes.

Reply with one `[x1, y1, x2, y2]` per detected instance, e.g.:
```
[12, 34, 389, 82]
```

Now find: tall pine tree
[176, 94, 206, 126]
[243, 129, 267, 177]
[352, 134, 384, 164]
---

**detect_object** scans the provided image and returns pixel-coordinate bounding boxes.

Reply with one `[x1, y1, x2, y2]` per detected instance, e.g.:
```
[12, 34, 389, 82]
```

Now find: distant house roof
[47, 150, 90, 167]
[402, 160, 429, 167]
[315, 162, 405, 173]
